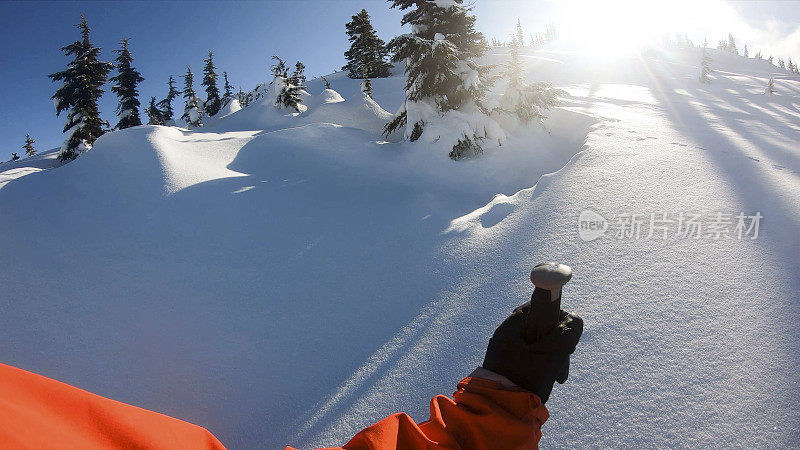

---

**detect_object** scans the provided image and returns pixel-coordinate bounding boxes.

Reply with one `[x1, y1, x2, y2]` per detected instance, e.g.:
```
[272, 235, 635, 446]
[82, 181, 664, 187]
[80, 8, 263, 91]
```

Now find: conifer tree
[765, 76, 776, 95]
[385, 0, 502, 160]
[507, 35, 524, 90]
[109, 39, 144, 130]
[271, 56, 305, 112]
[343, 9, 392, 79]
[778, 58, 785, 70]
[361, 78, 373, 97]
[545, 24, 557, 42]
[727, 33, 738, 55]
[11, 153, 20, 161]
[236, 87, 248, 107]
[500, 34, 563, 124]
[767, 55, 773, 64]
[322, 76, 332, 90]
[145, 97, 164, 125]
[157, 76, 179, 123]
[49, 15, 114, 161]
[23, 134, 36, 157]
[222, 71, 234, 104]
[291, 61, 307, 86]
[515, 20, 525, 47]
[754, 50, 762, 60]
[743, 44, 749, 58]
[182, 66, 203, 127]
[202, 50, 221, 116]
[699, 45, 712, 84]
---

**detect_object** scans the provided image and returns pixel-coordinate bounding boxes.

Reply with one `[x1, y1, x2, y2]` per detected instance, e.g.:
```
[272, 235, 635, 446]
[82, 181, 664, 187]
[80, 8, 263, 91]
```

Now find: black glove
[482, 300, 583, 404]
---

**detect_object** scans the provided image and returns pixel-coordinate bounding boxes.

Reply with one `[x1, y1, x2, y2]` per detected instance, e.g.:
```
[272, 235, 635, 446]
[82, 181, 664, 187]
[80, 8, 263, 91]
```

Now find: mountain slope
[1, 46, 798, 448]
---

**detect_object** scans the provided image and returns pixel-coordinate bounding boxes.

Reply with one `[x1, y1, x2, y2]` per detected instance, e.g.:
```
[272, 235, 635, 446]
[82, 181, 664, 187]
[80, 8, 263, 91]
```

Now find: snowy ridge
[0, 147, 61, 188]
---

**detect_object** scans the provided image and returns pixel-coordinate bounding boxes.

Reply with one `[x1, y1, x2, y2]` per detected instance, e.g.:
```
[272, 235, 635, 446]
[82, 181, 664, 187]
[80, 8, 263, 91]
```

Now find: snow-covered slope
[0, 147, 61, 188]
[1, 46, 798, 449]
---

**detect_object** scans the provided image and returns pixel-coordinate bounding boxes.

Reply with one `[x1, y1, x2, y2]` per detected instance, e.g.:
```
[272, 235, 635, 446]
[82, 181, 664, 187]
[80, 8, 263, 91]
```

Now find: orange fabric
[290, 377, 549, 450]
[0, 362, 225, 449]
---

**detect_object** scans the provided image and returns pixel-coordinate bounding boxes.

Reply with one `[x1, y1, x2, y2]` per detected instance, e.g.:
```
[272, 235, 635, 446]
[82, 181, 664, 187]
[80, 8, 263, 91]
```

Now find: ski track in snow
[1, 47, 799, 449]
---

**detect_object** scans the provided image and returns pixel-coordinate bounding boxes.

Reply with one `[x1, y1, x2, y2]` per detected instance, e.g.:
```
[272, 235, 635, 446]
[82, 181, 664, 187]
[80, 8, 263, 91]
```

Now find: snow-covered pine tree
[515, 20, 525, 47]
[727, 33, 737, 55]
[291, 61, 307, 86]
[743, 44, 749, 58]
[109, 38, 144, 130]
[545, 24, 557, 42]
[270, 56, 305, 112]
[49, 15, 114, 161]
[202, 50, 221, 117]
[11, 153, 20, 161]
[385, 0, 503, 160]
[765, 76, 776, 95]
[361, 77, 373, 97]
[157, 75, 179, 123]
[236, 87, 248, 107]
[754, 51, 762, 60]
[182, 66, 203, 127]
[322, 76, 332, 90]
[343, 9, 393, 79]
[778, 58, 785, 70]
[222, 71, 234, 105]
[506, 35, 523, 92]
[767, 55, 774, 64]
[499, 34, 564, 125]
[145, 97, 164, 125]
[23, 134, 36, 157]
[699, 45, 712, 84]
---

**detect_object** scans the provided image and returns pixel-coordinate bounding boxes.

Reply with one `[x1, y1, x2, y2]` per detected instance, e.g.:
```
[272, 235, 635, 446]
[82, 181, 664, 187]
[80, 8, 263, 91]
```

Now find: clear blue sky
[1, 1, 798, 162]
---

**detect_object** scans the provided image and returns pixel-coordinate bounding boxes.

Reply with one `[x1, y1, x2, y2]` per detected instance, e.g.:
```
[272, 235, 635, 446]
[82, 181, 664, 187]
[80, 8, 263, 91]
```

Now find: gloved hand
[482, 299, 583, 404]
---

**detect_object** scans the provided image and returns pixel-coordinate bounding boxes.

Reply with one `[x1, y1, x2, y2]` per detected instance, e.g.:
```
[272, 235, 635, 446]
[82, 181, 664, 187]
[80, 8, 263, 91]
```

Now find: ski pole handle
[525, 262, 573, 343]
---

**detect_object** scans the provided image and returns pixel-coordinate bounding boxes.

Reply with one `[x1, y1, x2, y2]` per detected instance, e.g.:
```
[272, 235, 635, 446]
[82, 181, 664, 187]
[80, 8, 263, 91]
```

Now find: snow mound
[216, 98, 242, 118]
[319, 89, 346, 104]
[305, 92, 393, 136]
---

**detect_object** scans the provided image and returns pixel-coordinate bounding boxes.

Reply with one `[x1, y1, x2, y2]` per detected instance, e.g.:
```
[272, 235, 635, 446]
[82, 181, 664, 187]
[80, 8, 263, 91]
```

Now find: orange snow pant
[1, 363, 548, 449]
[298, 376, 550, 450]
[0, 363, 224, 449]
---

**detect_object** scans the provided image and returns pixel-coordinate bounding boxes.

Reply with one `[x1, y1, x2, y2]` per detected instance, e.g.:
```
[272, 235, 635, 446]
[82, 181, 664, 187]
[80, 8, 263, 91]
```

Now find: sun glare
[555, 0, 737, 57]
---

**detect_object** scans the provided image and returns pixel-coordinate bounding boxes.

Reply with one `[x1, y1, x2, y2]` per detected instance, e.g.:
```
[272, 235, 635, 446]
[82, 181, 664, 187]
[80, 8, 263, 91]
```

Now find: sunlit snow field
[1, 46, 798, 448]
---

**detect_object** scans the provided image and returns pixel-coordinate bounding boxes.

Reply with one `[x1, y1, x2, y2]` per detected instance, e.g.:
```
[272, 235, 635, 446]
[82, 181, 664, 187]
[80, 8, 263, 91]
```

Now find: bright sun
[555, 0, 734, 56]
